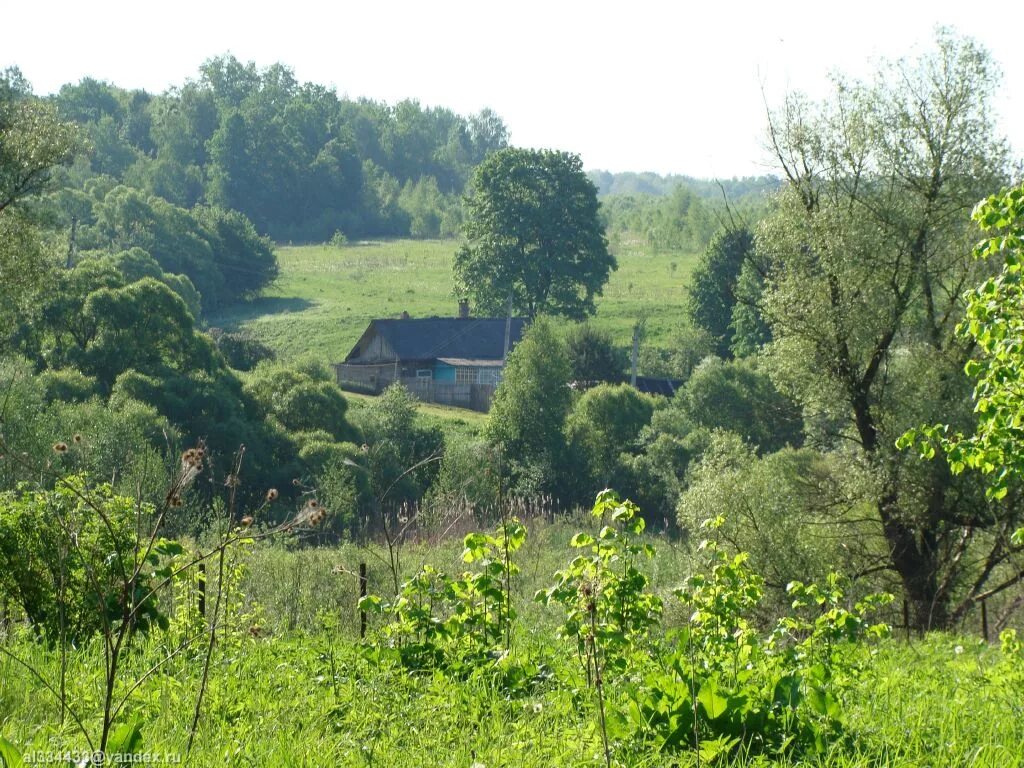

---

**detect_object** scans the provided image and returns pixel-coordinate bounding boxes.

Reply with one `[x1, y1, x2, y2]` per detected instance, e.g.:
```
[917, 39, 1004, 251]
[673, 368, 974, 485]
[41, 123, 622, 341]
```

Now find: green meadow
[209, 238, 699, 363]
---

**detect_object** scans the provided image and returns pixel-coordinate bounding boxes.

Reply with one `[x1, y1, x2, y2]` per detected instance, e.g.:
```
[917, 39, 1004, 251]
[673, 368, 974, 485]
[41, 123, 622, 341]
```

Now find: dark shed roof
[634, 376, 682, 397]
[345, 317, 528, 363]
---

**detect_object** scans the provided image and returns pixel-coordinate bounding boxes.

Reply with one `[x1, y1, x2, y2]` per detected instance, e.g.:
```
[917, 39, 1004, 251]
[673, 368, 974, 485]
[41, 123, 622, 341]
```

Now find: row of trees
[44, 55, 509, 241]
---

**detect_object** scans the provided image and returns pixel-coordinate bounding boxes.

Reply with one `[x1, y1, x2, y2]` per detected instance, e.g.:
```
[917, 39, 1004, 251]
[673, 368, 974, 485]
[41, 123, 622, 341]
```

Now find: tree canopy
[759, 30, 1012, 628]
[455, 148, 615, 320]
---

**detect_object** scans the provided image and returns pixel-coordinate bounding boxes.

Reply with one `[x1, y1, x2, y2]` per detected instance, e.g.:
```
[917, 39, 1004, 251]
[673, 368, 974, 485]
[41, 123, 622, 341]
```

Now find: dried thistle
[240, 515, 254, 527]
[53, 442, 68, 454]
[266, 488, 279, 502]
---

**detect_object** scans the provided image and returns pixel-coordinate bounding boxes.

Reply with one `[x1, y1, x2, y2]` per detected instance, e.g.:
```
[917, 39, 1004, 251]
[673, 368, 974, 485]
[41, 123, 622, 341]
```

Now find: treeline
[588, 170, 781, 199]
[595, 173, 779, 252]
[44, 55, 509, 242]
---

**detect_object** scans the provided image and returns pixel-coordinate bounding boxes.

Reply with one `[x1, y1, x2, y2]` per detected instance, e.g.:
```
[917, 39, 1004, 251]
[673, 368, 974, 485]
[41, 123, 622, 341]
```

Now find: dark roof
[634, 376, 682, 397]
[345, 317, 528, 363]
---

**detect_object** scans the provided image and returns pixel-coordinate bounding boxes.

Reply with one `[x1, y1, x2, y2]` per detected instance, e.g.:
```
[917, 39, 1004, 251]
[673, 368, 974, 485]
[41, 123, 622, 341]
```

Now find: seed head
[240, 515, 254, 527]
[266, 488, 279, 502]
[53, 442, 68, 454]
[72, 434, 82, 444]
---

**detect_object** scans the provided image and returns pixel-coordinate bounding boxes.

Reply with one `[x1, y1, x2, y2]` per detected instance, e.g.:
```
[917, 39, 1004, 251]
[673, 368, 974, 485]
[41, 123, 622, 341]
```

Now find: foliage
[0, 477, 174, 643]
[637, 324, 715, 381]
[565, 384, 658, 498]
[359, 518, 527, 670]
[210, 330, 276, 371]
[485, 318, 572, 497]
[900, 184, 1024, 502]
[563, 324, 627, 384]
[680, 356, 802, 452]
[687, 227, 758, 357]
[617, 531, 891, 760]
[758, 30, 1011, 628]
[350, 382, 444, 503]
[244, 361, 358, 444]
[46, 58, 508, 242]
[0, 76, 78, 344]
[455, 148, 616, 320]
[677, 438, 877, 609]
[536, 491, 661, 678]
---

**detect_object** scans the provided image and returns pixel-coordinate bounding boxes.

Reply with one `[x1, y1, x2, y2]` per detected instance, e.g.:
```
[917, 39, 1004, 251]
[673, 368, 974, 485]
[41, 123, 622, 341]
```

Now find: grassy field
[208, 238, 699, 363]
[2, 520, 1021, 767]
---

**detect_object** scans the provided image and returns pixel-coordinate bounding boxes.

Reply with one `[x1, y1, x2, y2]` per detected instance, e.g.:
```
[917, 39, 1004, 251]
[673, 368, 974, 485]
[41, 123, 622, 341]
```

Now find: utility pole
[503, 292, 513, 362]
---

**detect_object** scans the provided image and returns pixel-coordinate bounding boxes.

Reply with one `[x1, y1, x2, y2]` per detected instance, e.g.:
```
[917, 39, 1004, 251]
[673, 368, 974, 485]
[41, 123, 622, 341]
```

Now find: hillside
[208, 238, 700, 363]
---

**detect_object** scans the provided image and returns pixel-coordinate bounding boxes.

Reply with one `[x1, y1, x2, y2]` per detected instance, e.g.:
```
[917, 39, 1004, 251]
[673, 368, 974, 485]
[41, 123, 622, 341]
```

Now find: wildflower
[53, 442, 68, 454]
[954, 645, 964, 655]
[266, 488, 279, 502]
[297, 498, 327, 526]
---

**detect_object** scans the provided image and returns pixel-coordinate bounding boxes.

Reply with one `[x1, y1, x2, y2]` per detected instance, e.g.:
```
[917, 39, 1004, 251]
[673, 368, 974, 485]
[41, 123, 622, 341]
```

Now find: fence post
[197, 562, 207, 621]
[981, 599, 989, 642]
[359, 562, 368, 639]
[903, 599, 910, 642]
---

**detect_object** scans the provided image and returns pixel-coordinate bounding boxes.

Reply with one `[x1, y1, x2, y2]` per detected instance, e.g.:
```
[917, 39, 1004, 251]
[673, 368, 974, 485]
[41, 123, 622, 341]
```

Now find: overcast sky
[6, 0, 1022, 178]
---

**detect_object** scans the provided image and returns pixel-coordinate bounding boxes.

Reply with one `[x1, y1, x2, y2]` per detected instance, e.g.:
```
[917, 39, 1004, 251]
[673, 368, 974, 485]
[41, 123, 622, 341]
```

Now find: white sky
[5, 0, 1022, 178]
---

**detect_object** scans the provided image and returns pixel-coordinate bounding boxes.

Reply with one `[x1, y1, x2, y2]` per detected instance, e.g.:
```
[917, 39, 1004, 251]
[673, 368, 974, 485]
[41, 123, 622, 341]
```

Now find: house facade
[333, 307, 527, 412]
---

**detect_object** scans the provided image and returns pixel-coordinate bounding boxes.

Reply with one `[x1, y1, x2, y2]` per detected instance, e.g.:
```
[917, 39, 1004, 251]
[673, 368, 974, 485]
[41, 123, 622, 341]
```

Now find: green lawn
[208, 238, 698, 364]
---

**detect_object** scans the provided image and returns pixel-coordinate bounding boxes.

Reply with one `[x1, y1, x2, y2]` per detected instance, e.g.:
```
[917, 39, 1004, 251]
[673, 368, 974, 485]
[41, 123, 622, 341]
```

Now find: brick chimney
[458, 299, 470, 319]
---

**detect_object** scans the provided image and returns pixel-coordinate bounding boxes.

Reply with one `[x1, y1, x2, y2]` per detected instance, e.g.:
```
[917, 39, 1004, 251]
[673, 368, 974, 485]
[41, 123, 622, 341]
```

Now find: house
[332, 302, 527, 412]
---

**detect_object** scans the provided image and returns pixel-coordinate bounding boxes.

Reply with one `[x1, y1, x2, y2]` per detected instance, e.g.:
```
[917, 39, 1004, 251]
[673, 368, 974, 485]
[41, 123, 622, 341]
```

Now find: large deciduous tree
[454, 148, 615, 320]
[0, 68, 78, 344]
[759, 30, 1013, 629]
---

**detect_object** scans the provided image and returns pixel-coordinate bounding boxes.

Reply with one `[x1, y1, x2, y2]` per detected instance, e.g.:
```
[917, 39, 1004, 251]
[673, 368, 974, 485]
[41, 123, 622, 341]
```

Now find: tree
[759, 30, 1011, 628]
[688, 227, 769, 357]
[563, 323, 627, 383]
[681, 357, 802, 453]
[0, 70, 78, 339]
[900, 183, 1024, 593]
[566, 383, 657, 495]
[455, 148, 615, 319]
[485, 318, 572, 496]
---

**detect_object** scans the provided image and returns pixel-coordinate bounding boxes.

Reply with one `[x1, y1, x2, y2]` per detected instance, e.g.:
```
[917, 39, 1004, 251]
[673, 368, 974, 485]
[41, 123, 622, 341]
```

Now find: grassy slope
[209, 238, 699, 363]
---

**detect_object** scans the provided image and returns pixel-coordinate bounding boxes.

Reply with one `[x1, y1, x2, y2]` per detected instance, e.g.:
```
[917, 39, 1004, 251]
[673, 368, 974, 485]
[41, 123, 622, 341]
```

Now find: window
[455, 367, 475, 384]
[478, 369, 500, 386]
[416, 369, 433, 380]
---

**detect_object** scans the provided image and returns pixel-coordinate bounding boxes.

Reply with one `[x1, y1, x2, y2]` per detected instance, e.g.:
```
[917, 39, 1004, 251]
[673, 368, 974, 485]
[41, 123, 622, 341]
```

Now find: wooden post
[631, 324, 639, 387]
[902, 599, 910, 642]
[359, 562, 368, 639]
[197, 563, 207, 621]
[981, 599, 989, 642]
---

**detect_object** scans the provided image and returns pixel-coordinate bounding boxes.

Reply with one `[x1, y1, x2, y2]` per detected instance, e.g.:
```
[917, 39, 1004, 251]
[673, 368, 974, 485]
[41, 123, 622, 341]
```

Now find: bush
[0, 478, 151, 643]
[212, 330, 276, 371]
[37, 368, 98, 404]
